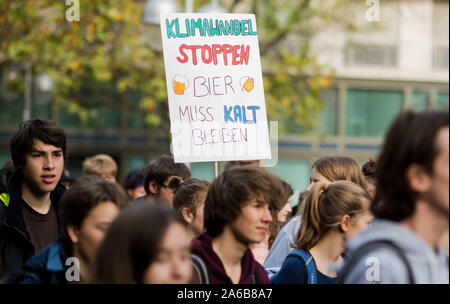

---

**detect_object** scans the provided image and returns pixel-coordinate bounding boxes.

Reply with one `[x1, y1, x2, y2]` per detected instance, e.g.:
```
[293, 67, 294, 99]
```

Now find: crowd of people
[0, 109, 448, 284]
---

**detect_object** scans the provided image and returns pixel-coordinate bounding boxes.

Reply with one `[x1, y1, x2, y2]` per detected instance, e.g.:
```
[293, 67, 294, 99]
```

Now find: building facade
[1, 0, 448, 207]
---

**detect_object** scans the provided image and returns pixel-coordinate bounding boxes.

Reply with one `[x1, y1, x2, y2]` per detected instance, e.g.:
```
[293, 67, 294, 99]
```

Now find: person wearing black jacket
[17, 175, 129, 284]
[0, 119, 67, 280]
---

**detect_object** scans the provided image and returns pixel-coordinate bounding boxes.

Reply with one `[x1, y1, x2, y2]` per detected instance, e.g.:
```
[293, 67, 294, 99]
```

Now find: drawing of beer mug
[240, 76, 254, 93]
[172, 75, 189, 95]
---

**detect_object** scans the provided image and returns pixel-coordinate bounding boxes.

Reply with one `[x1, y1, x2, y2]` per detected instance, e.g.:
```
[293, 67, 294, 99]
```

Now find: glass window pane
[346, 89, 403, 137]
[436, 92, 449, 111]
[59, 106, 122, 129]
[31, 104, 51, 119]
[31, 89, 52, 119]
[88, 107, 122, 129]
[409, 91, 429, 112]
[282, 115, 304, 136]
[128, 92, 148, 130]
[319, 89, 338, 136]
[190, 162, 215, 181]
[0, 96, 23, 127]
[128, 111, 147, 130]
[125, 155, 148, 175]
[266, 160, 310, 208]
[281, 89, 338, 136]
[190, 160, 311, 208]
[58, 106, 81, 128]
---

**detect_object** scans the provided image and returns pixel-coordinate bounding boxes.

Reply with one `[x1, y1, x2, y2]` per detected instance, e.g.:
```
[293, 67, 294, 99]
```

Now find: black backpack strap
[191, 254, 210, 284]
[338, 240, 415, 284]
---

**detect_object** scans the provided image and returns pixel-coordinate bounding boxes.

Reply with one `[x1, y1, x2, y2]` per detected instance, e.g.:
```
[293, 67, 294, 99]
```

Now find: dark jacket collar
[190, 232, 258, 284]
[0, 168, 66, 241]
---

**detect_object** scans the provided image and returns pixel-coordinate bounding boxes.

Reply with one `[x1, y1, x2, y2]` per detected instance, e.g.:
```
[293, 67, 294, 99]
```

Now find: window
[436, 92, 449, 111]
[280, 89, 338, 137]
[59, 106, 122, 129]
[319, 89, 338, 136]
[64, 155, 87, 180]
[0, 95, 23, 127]
[432, 0, 449, 70]
[345, 43, 398, 66]
[345, 89, 403, 137]
[433, 46, 449, 70]
[344, 0, 399, 67]
[31, 101, 51, 120]
[266, 160, 310, 207]
[409, 91, 429, 112]
[128, 111, 148, 130]
[190, 162, 215, 181]
[128, 92, 148, 130]
[125, 155, 148, 175]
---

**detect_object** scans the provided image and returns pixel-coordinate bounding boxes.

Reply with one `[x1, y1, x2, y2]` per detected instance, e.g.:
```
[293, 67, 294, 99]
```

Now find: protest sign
[160, 13, 271, 163]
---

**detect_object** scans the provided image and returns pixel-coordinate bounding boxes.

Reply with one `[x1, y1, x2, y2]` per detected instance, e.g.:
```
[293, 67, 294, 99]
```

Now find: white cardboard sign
[160, 13, 271, 163]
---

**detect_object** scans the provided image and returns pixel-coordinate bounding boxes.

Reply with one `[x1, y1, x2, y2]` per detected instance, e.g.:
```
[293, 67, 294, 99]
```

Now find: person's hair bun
[167, 175, 183, 191]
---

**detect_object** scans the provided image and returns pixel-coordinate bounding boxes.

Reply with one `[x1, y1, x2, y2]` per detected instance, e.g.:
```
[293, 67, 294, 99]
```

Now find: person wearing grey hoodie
[338, 111, 449, 284]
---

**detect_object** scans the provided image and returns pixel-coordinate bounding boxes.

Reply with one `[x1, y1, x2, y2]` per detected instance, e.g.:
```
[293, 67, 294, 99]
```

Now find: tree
[0, 0, 360, 136]
[0, 0, 167, 132]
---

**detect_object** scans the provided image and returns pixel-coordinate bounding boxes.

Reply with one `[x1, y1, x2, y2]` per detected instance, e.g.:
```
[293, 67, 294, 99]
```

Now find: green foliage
[0, 0, 358, 136]
[0, 0, 169, 132]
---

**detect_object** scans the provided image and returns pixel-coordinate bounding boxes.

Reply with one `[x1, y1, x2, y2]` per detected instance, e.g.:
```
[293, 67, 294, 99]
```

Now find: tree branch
[260, 0, 310, 55]
[229, 0, 244, 12]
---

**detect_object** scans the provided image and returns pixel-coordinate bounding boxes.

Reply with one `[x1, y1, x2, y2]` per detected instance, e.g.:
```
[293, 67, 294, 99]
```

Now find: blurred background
[0, 0, 448, 208]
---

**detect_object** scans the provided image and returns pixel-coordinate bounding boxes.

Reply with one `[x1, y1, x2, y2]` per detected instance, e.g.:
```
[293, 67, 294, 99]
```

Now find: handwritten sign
[160, 13, 271, 163]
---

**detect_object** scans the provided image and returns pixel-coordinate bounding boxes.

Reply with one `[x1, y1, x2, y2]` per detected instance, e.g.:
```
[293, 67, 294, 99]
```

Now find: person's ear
[148, 180, 158, 195]
[340, 214, 352, 233]
[405, 164, 431, 194]
[66, 225, 79, 244]
[182, 207, 194, 224]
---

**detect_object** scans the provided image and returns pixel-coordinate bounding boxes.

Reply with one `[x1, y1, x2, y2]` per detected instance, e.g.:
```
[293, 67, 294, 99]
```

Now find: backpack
[286, 249, 318, 284]
[191, 254, 260, 284]
[337, 240, 415, 284]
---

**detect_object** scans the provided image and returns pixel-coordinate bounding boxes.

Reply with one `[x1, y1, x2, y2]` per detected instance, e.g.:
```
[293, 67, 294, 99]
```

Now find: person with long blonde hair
[271, 181, 373, 284]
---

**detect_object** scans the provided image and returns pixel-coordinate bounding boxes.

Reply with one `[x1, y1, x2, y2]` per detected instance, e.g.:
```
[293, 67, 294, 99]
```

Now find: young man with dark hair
[0, 119, 67, 278]
[135, 155, 191, 207]
[191, 166, 285, 284]
[12, 175, 129, 284]
[339, 110, 449, 284]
